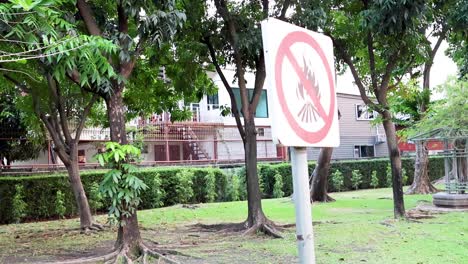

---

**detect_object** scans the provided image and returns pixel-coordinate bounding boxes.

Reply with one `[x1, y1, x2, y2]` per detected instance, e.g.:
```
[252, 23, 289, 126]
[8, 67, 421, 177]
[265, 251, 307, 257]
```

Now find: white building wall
[201, 69, 272, 127]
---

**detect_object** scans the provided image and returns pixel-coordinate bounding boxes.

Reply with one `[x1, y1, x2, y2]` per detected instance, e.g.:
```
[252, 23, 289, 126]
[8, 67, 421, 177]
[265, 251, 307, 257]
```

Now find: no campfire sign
[261, 18, 339, 147]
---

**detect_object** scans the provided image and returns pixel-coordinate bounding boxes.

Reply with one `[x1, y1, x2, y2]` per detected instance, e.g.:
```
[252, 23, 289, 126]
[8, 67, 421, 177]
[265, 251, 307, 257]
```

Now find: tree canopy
[0, 87, 43, 166]
[410, 77, 468, 139]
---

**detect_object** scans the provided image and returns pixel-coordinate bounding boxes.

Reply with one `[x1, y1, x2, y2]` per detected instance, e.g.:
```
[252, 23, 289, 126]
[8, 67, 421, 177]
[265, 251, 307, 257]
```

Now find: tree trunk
[115, 212, 142, 255]
[310, 147, 335, 202]
[382, 111, 406, 218]
[406, 141, 437, 194]
[105, 90, 127, 145]
[66, 143, 95, 230]
[105, 87, 143, 251]
[244, 119, 267, 227]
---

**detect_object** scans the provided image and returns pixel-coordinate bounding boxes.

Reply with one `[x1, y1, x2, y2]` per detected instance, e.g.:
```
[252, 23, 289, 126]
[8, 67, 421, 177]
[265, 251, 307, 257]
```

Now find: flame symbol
[297, 58, 321, 123]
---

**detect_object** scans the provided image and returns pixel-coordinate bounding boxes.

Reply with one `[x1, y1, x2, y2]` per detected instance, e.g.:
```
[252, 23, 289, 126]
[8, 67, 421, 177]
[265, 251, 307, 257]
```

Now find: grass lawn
[0, 187, 466, 263]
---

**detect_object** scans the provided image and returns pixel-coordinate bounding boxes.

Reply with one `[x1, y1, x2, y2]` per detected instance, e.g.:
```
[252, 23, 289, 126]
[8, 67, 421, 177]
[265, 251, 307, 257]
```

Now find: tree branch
[214, 0, 250, 119]
[332, 37, 379, 111]
[117, 2, 136, 79]
[367, 31, 378, 93]
[423, 27, 448, 90]
[75, 94, 98, 141]
[261, 0, 269, 17]
[46, 74, 73, 144]
[117, 3, 128, 33]
[65, 70, 107, 98]
[0, 69, 31, 93]
[76, 0, 102, 36]
[387, 56, 415, 91]
[251, 52, 265, 111]
[29, 86, 70, 164]
[0, 67, 40, 82]
[42, 115, 70, 165]
[279, 0, 291, 20]
[379, 50, 399, 101]
[203, 36, 246, 140]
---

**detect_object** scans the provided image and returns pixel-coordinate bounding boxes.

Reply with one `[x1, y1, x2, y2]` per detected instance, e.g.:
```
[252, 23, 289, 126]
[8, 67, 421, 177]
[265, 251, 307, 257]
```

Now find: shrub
[271, 163, 293, 196]
[54, 190, 66, 219]
[204, 170, 217, 203]
[148, 172, 165, 208]
[331, 170, 344, 192]
[351, 170, 362, 190]
[258, 164, 276, 197]
[386, 164, 392, 187]
[11, 185, 27, 223]
[89, 182, 103, 214]
[227, 174, 241, 201]
[174, 169, 194, 204]
[236, 168, 247, 201]
[272, 173, 284, 198]
[370, 171, 379, 188]
[402, 168, 408, 186]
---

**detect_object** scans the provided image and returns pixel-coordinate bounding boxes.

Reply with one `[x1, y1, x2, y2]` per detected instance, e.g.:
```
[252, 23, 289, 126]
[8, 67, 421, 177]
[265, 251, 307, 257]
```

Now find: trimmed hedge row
[0, 157, 444, 224]
[259, 157, 444, 197]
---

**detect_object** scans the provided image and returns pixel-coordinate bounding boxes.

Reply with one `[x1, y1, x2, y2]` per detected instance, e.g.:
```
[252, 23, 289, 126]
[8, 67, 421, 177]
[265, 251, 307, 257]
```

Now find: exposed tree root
[190, 222, 247, 233]
[191, 219, 283, 238]
[50, 250, 120, 264]
[81, 222, 105, 234]
[48, 242, 179, 264]
[311, 193, 336, 203]
[139, 243, 179, 264]
[242, 220, 283, 238]
[405, 184, 438, 195]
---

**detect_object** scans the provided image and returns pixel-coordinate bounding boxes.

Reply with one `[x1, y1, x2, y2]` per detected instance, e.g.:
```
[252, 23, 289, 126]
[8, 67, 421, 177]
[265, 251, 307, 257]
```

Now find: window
[257, 128, 265, 137]
[354, 145, 375, 158]
[232, 88, 269, 118]
[78, 149, 86, 163]
[207, 94, 219, 109]
[356, 104, 377, 120]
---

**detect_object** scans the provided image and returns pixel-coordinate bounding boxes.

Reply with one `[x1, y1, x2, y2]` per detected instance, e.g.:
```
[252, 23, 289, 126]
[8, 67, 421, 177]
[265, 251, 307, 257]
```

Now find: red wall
[398, 138, 445, 152]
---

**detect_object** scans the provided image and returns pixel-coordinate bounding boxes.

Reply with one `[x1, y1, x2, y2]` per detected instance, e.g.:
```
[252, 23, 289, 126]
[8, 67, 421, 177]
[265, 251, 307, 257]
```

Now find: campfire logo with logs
[296, 58, 322, 124]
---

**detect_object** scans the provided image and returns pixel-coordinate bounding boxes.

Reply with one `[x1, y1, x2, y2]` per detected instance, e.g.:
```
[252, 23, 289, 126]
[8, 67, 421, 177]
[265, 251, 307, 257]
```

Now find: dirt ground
[0, 222, 298, 264]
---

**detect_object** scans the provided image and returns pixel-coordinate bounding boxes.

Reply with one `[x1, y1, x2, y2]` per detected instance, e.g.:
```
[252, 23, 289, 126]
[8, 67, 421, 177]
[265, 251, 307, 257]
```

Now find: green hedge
[0, 167, 227, 224]
[0, 157, 445, 224]
[259, 157, 444, 197]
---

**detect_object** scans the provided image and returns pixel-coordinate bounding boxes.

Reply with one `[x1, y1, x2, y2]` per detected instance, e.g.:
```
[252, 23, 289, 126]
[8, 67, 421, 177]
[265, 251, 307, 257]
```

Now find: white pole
[291, 147, 316, 264]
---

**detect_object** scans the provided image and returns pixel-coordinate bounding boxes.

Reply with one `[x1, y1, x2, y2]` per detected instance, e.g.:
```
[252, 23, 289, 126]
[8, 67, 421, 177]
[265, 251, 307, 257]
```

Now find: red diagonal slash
[285, 49, 327, 120]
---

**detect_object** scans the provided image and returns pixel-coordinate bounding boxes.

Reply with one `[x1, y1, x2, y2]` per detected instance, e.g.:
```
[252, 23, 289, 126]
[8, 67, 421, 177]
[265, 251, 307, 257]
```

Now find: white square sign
[261, 18, 340, 147]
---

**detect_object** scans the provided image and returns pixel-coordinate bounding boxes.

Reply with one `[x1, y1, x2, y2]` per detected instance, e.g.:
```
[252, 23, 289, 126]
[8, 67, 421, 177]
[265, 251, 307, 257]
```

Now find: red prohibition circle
[275, 31, 335, 144]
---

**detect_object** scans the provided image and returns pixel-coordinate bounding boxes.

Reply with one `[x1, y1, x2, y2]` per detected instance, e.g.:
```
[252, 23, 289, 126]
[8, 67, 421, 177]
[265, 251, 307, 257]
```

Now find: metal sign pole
[291, 147, 316, 264]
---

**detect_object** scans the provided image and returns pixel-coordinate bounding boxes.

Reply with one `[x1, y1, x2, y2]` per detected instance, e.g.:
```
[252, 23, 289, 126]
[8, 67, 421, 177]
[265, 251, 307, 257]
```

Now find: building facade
[3, 69, 391, 170]
[306, 93, 388, 160]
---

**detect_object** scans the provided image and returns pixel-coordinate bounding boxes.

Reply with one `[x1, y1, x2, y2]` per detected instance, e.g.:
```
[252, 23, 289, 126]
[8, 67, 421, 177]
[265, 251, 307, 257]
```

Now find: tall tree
[73, 0, 212, 260]
[389, 83, 437, 194]
[297, 0, 429, 218]
[405, 0, 456, 195]
[0, 0, 115, 231]
[182, 0, 292, 237]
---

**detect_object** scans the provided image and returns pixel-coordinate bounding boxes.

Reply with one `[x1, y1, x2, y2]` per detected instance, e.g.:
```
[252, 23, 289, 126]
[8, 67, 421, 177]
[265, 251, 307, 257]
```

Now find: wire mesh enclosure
[442, 138, 468, 194]
[411, 128, 468, 201]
